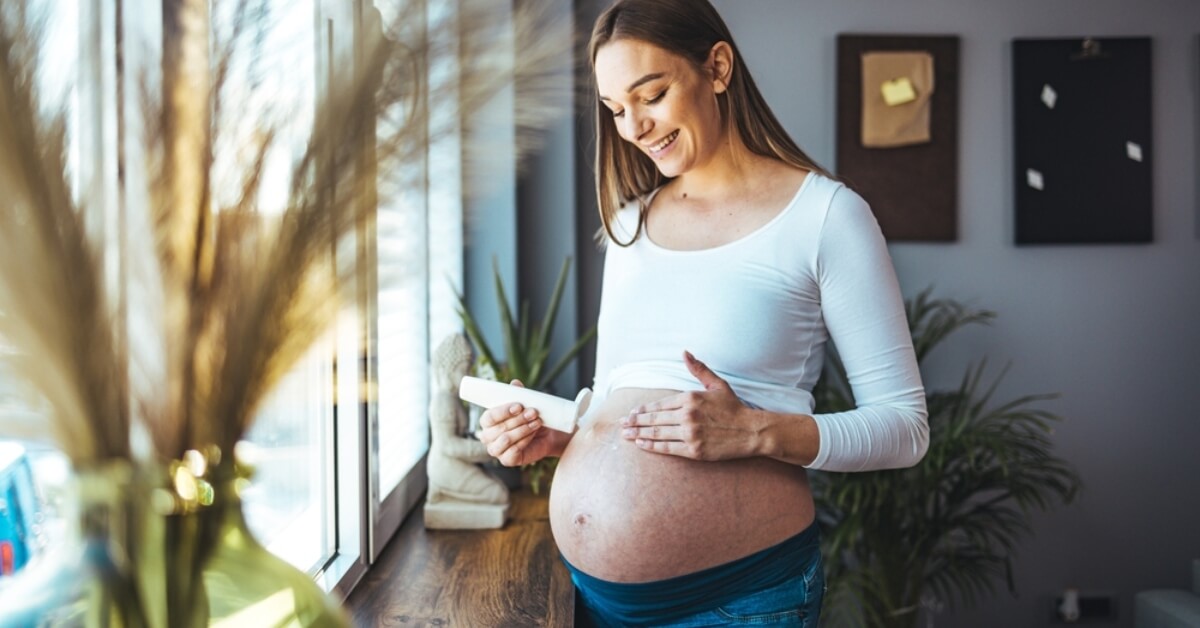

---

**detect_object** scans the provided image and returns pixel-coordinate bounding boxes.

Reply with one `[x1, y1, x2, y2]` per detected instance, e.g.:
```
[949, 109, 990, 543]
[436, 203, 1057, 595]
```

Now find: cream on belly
[548, 388, 815, 583]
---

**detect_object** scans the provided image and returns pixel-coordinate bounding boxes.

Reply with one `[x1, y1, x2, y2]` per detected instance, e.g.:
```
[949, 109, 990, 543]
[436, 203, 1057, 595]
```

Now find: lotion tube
[458, 376, 590, 433]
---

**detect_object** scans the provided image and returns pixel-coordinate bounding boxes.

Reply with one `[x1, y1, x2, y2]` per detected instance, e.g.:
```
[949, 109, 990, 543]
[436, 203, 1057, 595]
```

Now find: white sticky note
[1126, 141, 1143, 162]
[1027, 169, 1045, 191]
[1041, 84, 1057, 109]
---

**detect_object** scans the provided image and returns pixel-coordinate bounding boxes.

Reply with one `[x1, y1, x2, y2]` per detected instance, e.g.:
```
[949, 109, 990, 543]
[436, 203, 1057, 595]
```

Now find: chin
[652, 159, 686, 179]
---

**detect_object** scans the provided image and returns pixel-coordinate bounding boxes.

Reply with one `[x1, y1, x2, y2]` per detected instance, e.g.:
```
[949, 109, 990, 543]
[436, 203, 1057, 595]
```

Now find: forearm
[751, 408, 820, 467]
[806, 404, 928, 471]
[749, 404, 929, 470]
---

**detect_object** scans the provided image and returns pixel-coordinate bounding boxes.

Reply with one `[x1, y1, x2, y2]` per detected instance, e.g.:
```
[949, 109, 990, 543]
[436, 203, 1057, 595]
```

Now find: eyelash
[612, 89, 667, 118]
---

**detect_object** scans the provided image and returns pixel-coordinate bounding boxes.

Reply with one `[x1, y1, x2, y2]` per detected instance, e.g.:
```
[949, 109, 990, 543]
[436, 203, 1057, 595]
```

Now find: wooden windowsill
[345, 489, 575, 626]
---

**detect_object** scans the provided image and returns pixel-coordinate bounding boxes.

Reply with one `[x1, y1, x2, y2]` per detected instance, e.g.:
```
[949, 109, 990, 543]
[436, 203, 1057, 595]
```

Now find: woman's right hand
[477, 380, 567, 466]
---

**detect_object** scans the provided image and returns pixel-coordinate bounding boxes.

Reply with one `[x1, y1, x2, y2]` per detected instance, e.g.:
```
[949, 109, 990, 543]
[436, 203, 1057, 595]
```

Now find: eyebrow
[598, 72, 666, 101]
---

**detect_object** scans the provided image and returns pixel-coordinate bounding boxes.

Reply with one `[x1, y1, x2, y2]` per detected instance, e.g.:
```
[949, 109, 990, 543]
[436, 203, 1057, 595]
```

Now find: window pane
[231, 0, 334, 575]
[375, 0, 431, 496]
[241, 339, 334, 574]
[377, 198, 430, 494]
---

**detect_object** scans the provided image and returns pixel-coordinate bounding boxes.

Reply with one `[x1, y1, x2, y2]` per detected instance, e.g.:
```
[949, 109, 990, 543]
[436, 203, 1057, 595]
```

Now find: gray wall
[514, 0, 583, 397]
[559, 1, 1200, 626]
[467, 0, 582, 396]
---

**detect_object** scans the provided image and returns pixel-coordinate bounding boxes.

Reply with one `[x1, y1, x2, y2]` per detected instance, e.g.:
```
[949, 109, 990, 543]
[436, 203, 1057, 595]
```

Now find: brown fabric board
[837, 35, 960, 242]
[861, 51, 935, 148]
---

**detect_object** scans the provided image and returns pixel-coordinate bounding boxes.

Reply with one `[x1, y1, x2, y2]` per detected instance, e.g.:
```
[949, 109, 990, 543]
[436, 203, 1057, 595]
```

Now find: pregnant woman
[477, 1, 928, 625]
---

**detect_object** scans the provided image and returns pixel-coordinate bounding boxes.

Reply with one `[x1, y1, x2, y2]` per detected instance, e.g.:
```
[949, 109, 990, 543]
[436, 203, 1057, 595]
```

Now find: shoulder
[812, 177, 890, 270]
[799, 174, 874, 234]
[793, 171, 854, 208]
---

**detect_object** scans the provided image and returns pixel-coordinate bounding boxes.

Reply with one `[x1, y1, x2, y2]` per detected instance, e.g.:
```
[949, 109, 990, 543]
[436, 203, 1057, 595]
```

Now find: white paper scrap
[1027, 169, 1045, 191]
[1126, 141, 1143, 162]
[1041, 84, 1057, 109]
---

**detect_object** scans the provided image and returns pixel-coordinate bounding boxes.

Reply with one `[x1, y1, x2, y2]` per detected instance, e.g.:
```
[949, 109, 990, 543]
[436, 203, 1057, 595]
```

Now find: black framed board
[1012, 37, 1153, 245]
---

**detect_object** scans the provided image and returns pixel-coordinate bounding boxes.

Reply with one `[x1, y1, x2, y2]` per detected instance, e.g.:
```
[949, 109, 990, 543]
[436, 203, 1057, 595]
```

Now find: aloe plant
[812, 288, 1082, 628]
[455, 256, 597, 493]
[456, 257, 596, 392]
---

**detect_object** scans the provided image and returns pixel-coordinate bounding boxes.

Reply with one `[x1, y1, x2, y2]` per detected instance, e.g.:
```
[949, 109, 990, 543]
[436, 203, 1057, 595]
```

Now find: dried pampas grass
[0, 0, 573, 467]
[0, 4, 131, 464]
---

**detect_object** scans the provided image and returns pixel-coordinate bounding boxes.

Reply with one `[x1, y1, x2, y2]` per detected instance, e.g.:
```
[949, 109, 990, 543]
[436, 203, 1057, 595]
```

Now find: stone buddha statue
[424, 333, 509, 529]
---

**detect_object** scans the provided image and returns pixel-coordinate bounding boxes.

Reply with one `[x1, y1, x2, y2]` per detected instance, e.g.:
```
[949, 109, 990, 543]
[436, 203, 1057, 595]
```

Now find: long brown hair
[589, 0, 832, 246]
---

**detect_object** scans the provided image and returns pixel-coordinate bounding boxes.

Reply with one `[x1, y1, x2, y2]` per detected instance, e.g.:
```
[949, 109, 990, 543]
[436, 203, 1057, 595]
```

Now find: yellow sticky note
[881, 77, 917, 106]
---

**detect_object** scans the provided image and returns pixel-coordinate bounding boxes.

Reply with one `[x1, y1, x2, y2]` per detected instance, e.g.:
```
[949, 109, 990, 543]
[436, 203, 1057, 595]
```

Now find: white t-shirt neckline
[640, 171, 815, 255]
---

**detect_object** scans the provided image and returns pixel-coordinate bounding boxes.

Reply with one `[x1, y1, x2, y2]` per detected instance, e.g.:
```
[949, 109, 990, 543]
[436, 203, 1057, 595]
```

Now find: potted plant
[812, 289, 1083, 628]
[455, 256, 596, 493]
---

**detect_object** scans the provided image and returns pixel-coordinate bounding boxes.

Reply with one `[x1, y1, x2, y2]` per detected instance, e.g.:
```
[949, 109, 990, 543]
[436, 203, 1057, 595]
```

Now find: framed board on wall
[1012, 37, 1153, 245]
[836, 34, 960, 242]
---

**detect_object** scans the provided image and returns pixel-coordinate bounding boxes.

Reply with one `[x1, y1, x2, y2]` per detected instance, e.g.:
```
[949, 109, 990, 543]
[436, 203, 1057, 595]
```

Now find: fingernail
[509, 404, 521, 414]
[531, 419, 542, 429]
[525, 409, 537, 419]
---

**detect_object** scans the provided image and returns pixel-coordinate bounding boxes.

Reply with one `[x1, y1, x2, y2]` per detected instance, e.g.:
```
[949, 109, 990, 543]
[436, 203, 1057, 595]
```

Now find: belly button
[574, 513, 590, 527]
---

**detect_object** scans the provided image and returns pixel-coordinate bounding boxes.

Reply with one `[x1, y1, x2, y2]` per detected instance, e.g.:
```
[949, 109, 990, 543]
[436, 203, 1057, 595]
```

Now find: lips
[647, 130, 679, 155]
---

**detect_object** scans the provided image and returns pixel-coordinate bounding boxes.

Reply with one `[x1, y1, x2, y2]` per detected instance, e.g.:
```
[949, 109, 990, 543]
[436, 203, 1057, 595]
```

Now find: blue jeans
[575, 551, 825, 627]
[667, 556, 825, 627]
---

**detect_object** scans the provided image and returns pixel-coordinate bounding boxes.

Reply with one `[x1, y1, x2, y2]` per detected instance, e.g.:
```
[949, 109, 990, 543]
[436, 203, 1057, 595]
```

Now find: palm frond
[905, 286, 996, 365]
[815, 291, 1081, 627]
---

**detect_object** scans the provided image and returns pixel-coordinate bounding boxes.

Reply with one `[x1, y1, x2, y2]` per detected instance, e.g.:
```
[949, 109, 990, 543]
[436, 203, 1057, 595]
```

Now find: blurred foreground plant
[0, 0, 569, 624]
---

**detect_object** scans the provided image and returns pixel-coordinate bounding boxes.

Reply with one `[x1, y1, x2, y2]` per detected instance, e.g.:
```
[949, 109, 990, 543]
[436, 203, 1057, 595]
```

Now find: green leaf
[491, 257, 525, 380]
[537, 257, 573, 352]
[542, 324, 597, 389]
[453, 284, 497, 369]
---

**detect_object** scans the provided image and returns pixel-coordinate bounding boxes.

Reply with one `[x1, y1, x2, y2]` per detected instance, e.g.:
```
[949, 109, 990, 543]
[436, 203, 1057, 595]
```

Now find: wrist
[754, 409, 819, 466]
[751, 408, 783, 458]
[550, 429, 573, 456]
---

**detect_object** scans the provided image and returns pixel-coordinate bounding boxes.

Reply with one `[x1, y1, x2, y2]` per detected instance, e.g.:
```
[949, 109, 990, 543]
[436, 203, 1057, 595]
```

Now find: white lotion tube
[458, 376, 590, 433]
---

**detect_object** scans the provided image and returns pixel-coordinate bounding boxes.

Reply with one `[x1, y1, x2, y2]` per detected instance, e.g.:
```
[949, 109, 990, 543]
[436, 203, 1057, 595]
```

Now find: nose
[621, 108, 650, 142]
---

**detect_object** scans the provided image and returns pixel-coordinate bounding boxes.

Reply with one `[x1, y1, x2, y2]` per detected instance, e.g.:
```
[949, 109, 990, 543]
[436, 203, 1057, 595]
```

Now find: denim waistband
[563, 522, 820, 626]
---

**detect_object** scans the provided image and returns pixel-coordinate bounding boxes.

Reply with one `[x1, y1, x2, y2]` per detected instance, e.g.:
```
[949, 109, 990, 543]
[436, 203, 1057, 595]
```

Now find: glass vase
[0, 459, 349, 627]
[0, 460, 161, 627]
[199, 472, 349, 627]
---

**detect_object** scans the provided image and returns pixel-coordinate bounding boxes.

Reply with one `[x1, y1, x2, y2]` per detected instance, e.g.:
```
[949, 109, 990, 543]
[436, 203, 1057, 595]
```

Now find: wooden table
[346, 490, 575, 627]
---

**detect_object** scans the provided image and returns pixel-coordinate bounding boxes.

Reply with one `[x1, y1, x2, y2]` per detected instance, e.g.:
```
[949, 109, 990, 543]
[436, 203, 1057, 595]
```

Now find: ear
[707, 41, 734, 94]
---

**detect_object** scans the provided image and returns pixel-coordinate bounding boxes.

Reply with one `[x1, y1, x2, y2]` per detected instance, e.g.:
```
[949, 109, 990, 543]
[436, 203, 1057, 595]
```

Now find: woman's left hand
[621, 351, 760, 461]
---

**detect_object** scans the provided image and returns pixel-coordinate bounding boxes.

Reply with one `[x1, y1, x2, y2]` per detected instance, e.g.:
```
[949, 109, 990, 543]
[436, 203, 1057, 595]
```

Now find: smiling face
[593, 38, 731, 180]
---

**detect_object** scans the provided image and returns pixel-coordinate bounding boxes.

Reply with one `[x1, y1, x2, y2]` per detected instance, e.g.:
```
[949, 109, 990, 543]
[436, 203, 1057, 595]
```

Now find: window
[210, 0, 343, 580]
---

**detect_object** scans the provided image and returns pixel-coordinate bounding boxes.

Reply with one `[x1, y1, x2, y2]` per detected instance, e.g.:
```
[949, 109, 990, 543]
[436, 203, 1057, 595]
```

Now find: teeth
[651, 131, 678, 152]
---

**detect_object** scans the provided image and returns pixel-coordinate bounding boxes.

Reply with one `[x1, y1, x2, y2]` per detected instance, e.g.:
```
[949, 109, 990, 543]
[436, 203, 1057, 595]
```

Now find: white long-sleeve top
[592, 172, 928, 472]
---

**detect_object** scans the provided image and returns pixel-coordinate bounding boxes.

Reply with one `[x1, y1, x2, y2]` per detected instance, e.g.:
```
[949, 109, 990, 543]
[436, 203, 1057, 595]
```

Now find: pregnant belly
[548, 388, 815, 583]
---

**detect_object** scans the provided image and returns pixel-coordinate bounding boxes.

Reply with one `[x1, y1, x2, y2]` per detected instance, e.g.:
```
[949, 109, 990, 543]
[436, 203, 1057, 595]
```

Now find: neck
[671, 130, 769, 201]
